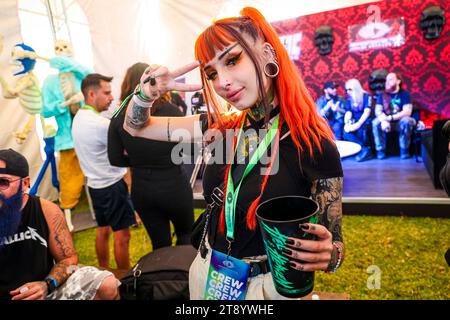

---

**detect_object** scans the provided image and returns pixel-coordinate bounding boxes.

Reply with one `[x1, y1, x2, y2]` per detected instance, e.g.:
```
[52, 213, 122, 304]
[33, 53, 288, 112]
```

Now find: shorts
[47, 266, 119, 300]
[88, 179, 136, 231]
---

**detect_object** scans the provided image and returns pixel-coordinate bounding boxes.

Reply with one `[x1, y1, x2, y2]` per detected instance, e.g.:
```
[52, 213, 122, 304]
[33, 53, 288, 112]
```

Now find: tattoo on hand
[126, 101, 150, 129]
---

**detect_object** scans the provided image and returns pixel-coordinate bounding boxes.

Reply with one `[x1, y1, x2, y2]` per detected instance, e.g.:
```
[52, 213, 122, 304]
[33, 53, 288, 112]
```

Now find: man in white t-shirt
[72, 73, 136, 270]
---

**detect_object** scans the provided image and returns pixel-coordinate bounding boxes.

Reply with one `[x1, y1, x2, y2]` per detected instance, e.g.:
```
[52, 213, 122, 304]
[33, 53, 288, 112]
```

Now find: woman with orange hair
[121, 7, 344, 299]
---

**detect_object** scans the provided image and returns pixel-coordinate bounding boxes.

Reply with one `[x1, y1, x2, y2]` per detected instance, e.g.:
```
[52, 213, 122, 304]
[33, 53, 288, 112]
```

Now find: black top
[0, 195, 54, 300]
[345, 93, 373, 123]
[170, 92, 188, 116]
[376, 89, 411, 115]
[108, 102, 184, 169]
[199, 113, 343, 259]
[316, 95, 346, 121]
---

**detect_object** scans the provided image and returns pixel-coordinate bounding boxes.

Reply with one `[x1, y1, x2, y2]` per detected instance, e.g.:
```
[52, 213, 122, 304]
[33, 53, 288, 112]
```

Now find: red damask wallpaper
[272, 0, 449, 126]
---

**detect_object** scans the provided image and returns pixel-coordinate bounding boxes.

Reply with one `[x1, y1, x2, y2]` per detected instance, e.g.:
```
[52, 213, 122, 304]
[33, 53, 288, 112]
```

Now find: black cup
[256, 195, 319, 298]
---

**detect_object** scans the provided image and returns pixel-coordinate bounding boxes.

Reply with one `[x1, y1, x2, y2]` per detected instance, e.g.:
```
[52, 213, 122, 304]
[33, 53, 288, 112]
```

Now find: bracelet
[137, 84, 153, 102]
[167, 118, 171, 142]
[325, 242, 343, 274]
[45, 276, 58, 294]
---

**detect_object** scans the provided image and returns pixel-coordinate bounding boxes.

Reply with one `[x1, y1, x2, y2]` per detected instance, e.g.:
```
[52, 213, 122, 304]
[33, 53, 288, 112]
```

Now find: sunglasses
[0, 177, 22, 191]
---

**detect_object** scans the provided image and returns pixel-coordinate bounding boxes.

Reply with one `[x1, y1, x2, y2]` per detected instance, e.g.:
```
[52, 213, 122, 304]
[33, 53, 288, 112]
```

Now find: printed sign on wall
[348, 18, 405, 52]
[279, 32, 302, 61]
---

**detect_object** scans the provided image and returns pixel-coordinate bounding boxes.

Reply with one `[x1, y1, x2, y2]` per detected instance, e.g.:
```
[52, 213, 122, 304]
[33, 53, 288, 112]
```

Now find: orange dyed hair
[195, 7, 333, 154]
[194, 7, 334, 232]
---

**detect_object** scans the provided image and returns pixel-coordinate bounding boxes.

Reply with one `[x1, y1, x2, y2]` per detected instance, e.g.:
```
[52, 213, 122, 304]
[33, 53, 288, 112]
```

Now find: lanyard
[81, 105, 100, 115]
[224, 114, 280, 242]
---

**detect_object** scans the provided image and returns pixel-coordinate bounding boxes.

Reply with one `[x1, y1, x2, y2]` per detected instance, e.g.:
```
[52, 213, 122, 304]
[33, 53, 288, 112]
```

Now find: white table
[335, 140, 361, 158]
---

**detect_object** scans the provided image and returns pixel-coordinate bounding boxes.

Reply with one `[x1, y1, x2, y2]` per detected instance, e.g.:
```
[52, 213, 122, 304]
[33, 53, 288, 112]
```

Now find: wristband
[132, 84, 154, 108]
[45, 276, 58, 294]
[132, 93, 154, 108]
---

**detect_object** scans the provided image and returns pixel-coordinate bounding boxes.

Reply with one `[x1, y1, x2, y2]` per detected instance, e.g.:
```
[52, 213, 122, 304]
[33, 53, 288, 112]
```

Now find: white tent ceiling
[1, 0, 379, 198]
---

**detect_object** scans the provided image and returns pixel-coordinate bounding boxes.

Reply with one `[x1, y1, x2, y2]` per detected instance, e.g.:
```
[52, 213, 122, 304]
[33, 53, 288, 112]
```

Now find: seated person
[0, 149, 120, 300]
[440, 120, 450, 197]
[169, 91, 188, 115]
[316, 81, 346, 140]
[372, 72, 416, 159]
[343, 79, 374, 162]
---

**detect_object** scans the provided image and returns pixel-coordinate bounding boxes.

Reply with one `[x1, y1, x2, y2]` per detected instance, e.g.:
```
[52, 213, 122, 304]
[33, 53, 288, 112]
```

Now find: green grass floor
[72, 209, 450, 300]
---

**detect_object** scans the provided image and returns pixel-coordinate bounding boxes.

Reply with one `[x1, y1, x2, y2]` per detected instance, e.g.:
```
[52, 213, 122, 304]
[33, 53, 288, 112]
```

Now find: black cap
[0, 149, 29, 178]
[323, 81, 338, 89]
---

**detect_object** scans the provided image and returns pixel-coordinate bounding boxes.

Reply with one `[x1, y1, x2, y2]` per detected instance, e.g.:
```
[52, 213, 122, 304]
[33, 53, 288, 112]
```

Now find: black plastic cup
[256, 195, 319, 298]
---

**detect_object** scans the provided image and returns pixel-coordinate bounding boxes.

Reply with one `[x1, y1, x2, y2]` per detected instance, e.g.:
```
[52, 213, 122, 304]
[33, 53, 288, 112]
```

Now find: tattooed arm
[284, 177, 344, 272]
[123, 96, 204, 142]
[10, 199, 78, 300]
[311, 177, 345, 269]
[43, 199, 78, 284]
[312, 177, 344, 244]
[125, 99, 151, 130]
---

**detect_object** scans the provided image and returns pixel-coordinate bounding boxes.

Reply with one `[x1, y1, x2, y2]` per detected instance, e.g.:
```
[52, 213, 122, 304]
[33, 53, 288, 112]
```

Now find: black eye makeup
[204, 50, 244, 81]
[205, 70, 217, 81]
[226, 50, 243, 66]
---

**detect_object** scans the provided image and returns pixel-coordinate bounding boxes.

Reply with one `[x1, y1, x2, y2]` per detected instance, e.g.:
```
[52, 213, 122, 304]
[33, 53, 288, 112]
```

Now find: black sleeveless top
[0, 195, 54, 300]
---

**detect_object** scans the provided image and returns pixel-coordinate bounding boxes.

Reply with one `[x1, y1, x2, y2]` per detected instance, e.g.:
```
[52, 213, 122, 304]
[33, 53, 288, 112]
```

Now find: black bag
[119, 245, 197, 300]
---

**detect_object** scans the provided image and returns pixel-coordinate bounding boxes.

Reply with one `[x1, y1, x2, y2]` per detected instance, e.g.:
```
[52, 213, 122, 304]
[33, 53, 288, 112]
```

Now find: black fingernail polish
[300, 223, 309, 230]
[289, 262, 297, 268]
[286, 239, 294, 245]
[198, 60, 203, 65]
[282, 248, 292, 255]
[150, 77, 156, 86]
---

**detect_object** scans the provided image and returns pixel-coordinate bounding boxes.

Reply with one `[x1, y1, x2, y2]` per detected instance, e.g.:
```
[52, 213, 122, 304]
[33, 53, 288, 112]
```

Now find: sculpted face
[420, 5, 445, 40]
[54, 40, 73, 57]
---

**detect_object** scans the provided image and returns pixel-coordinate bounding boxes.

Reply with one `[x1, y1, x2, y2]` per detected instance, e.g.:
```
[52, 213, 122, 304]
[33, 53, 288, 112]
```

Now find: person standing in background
[108, 63, 194, 250]
[72, 73, 135, 270]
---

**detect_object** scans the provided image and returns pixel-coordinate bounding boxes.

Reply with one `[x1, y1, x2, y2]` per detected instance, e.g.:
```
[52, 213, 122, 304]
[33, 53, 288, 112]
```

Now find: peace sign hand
[140, 61, 203, 102]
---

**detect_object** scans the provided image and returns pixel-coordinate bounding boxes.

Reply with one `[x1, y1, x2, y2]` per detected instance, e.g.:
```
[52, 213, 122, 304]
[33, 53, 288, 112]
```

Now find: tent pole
[44, 0, 57, 42]
[61, 0, 74, 45]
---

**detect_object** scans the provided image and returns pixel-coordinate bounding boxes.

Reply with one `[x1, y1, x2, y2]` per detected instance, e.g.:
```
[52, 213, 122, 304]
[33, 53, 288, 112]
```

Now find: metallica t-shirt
[0, 195, 54, 300]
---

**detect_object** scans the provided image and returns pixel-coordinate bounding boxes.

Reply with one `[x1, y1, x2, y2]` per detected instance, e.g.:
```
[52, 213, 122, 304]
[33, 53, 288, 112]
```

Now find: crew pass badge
[203, 250, 250, 300]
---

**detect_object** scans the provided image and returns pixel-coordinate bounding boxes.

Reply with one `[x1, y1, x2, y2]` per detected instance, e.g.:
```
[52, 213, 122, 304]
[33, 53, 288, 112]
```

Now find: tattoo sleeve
[48, 212, 78, 286]
[125, 100, 150, 130]
[311, 177, 345, 265]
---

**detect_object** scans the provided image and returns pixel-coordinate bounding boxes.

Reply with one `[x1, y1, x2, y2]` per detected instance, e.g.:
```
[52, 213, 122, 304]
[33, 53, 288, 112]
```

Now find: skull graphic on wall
[314, 25, 334, 55]
[420, 5, 445, 40]
[54, 40, 74, 57]
[369, 69, 388, 97]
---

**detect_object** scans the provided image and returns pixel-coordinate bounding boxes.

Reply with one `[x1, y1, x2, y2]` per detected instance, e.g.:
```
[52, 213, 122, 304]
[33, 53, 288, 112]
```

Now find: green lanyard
[81, 104, 100, 115]
[224, 114, 280, 241]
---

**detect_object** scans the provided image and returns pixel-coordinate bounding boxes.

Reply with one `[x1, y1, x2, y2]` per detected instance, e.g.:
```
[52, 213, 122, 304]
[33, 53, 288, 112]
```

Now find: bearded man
[0, 149, 120, 300]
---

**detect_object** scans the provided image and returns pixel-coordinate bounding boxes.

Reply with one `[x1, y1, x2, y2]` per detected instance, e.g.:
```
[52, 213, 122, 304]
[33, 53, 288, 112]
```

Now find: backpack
[119, 245, 197, 300]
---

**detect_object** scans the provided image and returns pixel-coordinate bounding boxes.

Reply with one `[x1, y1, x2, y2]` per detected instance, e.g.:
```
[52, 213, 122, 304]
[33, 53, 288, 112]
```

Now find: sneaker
[376, 150, 386, 160]
[356, 149, 374, 162]
[400, 149, 411, 159]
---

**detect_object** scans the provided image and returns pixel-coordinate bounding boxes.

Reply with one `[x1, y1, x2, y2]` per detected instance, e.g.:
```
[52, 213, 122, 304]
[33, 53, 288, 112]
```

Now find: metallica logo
[0, 226, 48, 248]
